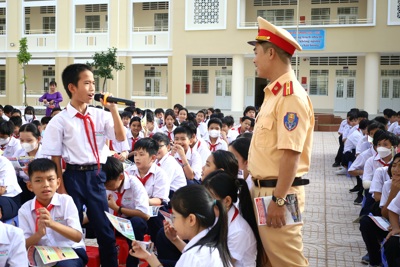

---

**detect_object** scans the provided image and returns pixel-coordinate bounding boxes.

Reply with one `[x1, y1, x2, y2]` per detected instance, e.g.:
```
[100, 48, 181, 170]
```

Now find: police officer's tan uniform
[248, 17, 314, 267]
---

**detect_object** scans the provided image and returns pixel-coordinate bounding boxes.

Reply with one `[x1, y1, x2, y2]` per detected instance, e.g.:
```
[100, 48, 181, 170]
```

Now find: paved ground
[302, 131, 367, 267]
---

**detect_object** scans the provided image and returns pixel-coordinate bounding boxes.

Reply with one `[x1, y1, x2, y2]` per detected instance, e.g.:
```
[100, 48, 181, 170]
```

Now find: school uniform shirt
[388, 191, 400, 219]
[174, 148, 202, 182]
[227, 206, 257, 267]
[0, 221, 28, 267]
[1, 137, 22, 158]
[12, 145, 49, 182]
[0, 156, 22, 197]
[147, 125, 161, 138]
[176, 228, 232, 267]
[125, 163, 170, 203]
[203, 136, 228, 152]
[337, 119, 347, 135]
[110, 127, 130, 154]
[161, 125, 177, 142]
[362, 153, 392, 183]
[356, 135, 371, 155]
[106, 172, 149, 217]
[155, 154, 186, 192]
[196, 122, 208, 139]
[343, 128, 362, 153]
[1, 114, 9, 121]
[18, 193, 85, 249]
[41, 103, 117, 165]
[342, 124, 353, 140]
[348, 146, 375, 179]
[393, 125, 400, 136]
[127, 130, 144, 152]
[192, 138, 211, 166]
[347, 124, 359, 137]
[388, 121, 398, 133]
[369, 166, 390, 196]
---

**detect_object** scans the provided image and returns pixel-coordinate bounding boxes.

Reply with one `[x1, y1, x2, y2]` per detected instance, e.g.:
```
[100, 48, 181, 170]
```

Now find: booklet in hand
[28, 246, 78, 267]
[104, 211, 136, 240]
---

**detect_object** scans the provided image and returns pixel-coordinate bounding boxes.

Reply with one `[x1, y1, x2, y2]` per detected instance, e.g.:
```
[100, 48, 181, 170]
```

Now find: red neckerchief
[0, 145, 5, 151]
[131, 136, 139, 151]
[114, 189, 126, 216]
[35, 199, 54, 231]
[167, 130, 173, 141]
[136, 172, 153, 186]
[75, 112, 100, 170]
[207, 141, 219, 152]
[376, 153, 390, 167]
[230, 206, 239, 223]
[197, 140, 201, 149]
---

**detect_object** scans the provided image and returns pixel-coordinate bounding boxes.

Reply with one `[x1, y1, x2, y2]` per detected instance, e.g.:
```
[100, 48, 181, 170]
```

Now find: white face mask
[25, 114, 33, 121]
[0, 137, 10, 146]
[21, 142, 38, 153]
[377, 146, 392, 159]
[367, 135, 373, 143]
[208, 129, 220, 138]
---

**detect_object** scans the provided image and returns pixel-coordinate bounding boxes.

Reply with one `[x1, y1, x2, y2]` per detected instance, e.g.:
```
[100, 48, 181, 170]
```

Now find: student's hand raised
[129, 240, 151, 260]
[99, 93, 118, 111]
[171, 144, 185, 157]
[164, 220, 178, 242]
[107, 194, 118, 210]
[37, 208, 53, 228]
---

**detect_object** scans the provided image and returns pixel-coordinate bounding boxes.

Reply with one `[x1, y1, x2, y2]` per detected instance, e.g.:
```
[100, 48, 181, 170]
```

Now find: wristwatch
[272, 194, 287, 207]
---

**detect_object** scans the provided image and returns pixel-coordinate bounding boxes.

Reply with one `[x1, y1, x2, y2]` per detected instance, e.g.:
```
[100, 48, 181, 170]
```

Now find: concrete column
[169, 54, 186, 107]
[231, 54, 245, 112]
[364, 52, 380, 114]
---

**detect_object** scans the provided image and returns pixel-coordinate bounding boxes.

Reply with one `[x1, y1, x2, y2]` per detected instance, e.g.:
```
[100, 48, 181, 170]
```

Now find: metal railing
[75, 28, 108, 33]
[239, 18, 373, 27]
[25, 29, 55, 34]
[133, 26, 169, 32]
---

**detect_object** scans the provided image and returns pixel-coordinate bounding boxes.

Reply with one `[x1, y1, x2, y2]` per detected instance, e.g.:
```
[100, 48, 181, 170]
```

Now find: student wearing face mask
[203, 118, 228, 152]
[13, 123, 49, 204]
[0, 121, 22, 157]
[23, 106, 36, 124]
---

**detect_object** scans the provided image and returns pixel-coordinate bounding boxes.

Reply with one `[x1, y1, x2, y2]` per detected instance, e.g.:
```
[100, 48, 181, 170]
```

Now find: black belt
[254, 177, 310, 188]
[66, 163, 103, 171]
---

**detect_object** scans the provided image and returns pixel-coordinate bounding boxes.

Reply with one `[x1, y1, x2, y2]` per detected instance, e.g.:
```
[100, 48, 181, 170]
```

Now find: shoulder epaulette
[271, 82, 282, 96]
[282, 81, 294, 96]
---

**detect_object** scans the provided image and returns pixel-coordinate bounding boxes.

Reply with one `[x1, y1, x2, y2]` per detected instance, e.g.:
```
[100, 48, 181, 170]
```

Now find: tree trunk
[23, 64, 27, 106]
[102, 78, 107, 92]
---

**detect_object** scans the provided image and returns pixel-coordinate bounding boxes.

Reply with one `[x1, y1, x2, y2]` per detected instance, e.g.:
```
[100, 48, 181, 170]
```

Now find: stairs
[314, 113, 343, 132]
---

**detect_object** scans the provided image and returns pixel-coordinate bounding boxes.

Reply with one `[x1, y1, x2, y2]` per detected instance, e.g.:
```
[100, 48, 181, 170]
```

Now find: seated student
[108, 129, 130, 163]
[130, 185, 232, 267]
[50, 107, 62, 117]
[384, 190, 400, 267]
[0, 105, 8, 121]
[172, 126, 202, 185]
[180, 121, 210, 166]
[127, 116, 144, 162]
[221, 116, 235, 145]
[386, 109, 398, 129]
[40, 116, 52, 138]
[2, 105, 13, 121]
[125, 138, 170, 242]
[356, 120, 385, 156]
[152, 133, 186, 199]
[23, 106, 36, 124]
[370, 166, 390, 203]
[161, 109, 178, 142]
[154, 108, 165, 129]
[0, 221, 28, 267]
[177, 107, 189, 125]
[229, 116, 254, 142]
[195, 110, 208, 139]
[0, 121, 21, 157]
[203, 118, 228, 152]
[121, 111, 133, 129]
[229, 137, 253, 190]
[18, 158, 88, 266]
[173, 104, 183, 118]
[9, 116, 23, 139]
[243, 106, 257, 119]
[143, 110, 160, 138]
[201, 150, 239, 182]
[103, 156, 150, 267]
[133, 108, 143, 119]
[0, 157, 22, 222]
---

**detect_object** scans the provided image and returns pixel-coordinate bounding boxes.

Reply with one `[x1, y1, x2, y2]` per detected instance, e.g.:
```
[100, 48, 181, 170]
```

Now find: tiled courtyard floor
[302, 131, 367, 267]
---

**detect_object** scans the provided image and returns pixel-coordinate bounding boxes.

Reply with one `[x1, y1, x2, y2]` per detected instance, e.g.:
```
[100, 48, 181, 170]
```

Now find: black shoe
[332, 162, 340, 167]
[354, 195, 363, 205]
[349, 185, 362, 193]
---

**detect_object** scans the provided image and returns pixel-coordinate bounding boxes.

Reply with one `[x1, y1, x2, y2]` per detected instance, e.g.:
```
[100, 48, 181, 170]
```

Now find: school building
[0, 0, 399, 116]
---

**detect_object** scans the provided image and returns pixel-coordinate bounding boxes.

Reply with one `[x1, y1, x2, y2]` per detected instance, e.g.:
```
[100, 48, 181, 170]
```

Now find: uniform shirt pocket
[255, 116, 275, 148]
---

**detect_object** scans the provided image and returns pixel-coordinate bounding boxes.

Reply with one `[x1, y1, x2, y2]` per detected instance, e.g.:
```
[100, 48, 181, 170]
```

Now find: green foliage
[87, 47, 125, 91]
[17, 37, 32, 106]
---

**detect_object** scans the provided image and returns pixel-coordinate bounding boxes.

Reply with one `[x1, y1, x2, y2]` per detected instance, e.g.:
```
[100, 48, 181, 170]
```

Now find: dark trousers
[334, 134, 344, 164]
[342, 149, 355, 168]
[359, 189, 375, 217]
[155, 227, 182, 267]
[360, 215, 386, 266]
[125, 216, 148, 267]
[384, 236, 400, 267]
[63, 169, 118, 267]
[54, 247, 88, 267]
[0, 195, 21, 221]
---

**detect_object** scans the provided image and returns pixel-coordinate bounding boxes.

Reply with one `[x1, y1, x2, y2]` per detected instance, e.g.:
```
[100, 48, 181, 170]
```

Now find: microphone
[94, 93, 135, 107]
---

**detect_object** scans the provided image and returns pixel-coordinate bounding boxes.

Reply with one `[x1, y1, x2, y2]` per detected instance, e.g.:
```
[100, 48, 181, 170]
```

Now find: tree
[17, 37, 32, 106]
[87, 47, 125, 92]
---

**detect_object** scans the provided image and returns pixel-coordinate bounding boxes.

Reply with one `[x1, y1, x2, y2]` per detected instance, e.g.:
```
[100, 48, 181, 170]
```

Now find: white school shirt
[106, 172, 149, 216]
[394, 125, 400, 136]
[337, 119, 347, 134]
[388, 121, 398, 133]
[342, 124, 353, 140]
[203, 135, 228, 152]
[227, 206, 257, 267]
[176, 229, 232, 267]
[362, 153, 391, 182]
[356, 135, 370, 155]
[155, 153, 186, 192]
[18, 193, 85, 249]
[41, 103, 117, 165]
[369, 166, 390, 195]
[0, 156, 22, 197]
[347, 124, 359, 137]
[380, 180, 392, 208]
[1, 114, 9, 121]
[348, 146, 375, 178]
[13, 145, 50, 182]
[174, 148, 202, 182]
[161, 125, 176, 142]
[125, 163, 170, 202]
[192, 138, 211, 166]
[1, 137, 21, 158]
[0, 221, 28, 267]
[126, 130, 144, 151]
[343, 128, 362, 153]
[196, 122, 208, 139]
[388, 191, 400, 218]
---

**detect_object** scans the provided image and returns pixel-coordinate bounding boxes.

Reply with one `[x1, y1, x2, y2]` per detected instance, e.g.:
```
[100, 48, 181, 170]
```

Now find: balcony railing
[133, 26, 169, 32]
[240, 18, 374, 27]
[25, 29, 55, 34]
[75, 28, 108, 33]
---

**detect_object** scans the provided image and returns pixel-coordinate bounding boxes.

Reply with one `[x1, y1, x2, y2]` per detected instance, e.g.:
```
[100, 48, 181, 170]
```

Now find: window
[143, 2, 169, 10]
[312, 0, 358, 3]
[43, 17, 55, 34]
[40, 6, 55, 14]
[338, 7, 358, 24]
[154, 13, 168, 31]
[310, 70, 329, 95]
[25, 17, 30, 33]
[0, 18, 5, 35]
[85, 4, 107, 12]
[192, 70, 208, 94]
[85, 15, 100, 31]
[254, 0, 297, 6]
[311, 8, 330, 24]
[257, 9, 294, 25]
[144, 70, 162, 96]
[0, 70, 5, 94]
